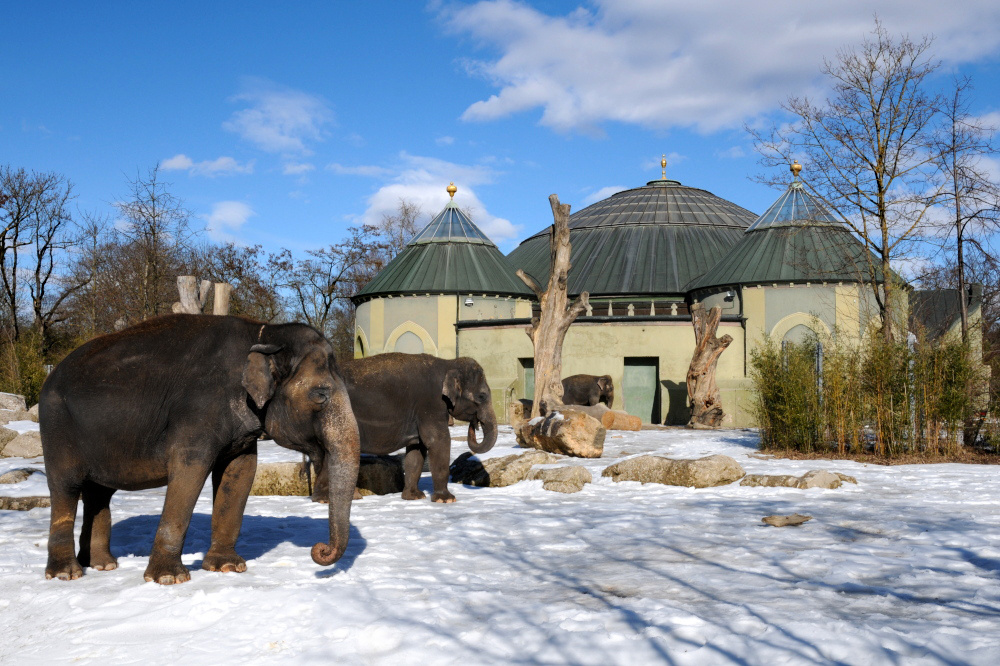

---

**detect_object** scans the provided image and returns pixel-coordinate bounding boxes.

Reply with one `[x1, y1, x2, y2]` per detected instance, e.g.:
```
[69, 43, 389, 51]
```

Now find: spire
[447, 182, 457, 199]
[660, 154, 667, 180]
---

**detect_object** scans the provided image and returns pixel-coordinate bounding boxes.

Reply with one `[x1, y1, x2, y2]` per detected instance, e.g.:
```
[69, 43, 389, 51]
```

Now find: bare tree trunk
[516, 194, 589, 418]
[173, 276, 211, 314]
[213, 282, 233, 316]
[686, 303, 733, 428]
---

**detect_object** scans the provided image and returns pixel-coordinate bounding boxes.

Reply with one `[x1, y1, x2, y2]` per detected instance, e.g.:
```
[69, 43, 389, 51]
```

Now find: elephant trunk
[311, 388, 361, 566]
[467, 403, 498, 454]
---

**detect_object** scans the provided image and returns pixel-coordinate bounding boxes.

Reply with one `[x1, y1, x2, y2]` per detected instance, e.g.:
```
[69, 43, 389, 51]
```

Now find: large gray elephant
[39, 314, 360, 584]
[312, 353, 498, 503]
[562, 374, 615, 408]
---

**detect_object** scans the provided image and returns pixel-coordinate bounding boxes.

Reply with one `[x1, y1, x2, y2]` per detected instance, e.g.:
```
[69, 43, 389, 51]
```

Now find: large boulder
[0, 427, 17, 453]
[516, 409, 606, 458]
[450, 450, 562, 488]
[0, 468, 37, 484]
[0, 393, 26, 412]
[356, 455, 405, 496]
[1, 431, 43, 458]
[602, 454, 745, 488]
[27, 404, 39, 422]
[0, 496, 50, 511]
[0, 410, 32, 426]
[740, 470, 858, 490]
[527, 465, 592, 493]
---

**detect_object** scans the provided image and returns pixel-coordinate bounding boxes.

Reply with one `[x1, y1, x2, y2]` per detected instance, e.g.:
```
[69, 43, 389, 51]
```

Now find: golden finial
[790, 160, 802, 179]
[660, 154, 667, 180]
[447, 182, 458, 199]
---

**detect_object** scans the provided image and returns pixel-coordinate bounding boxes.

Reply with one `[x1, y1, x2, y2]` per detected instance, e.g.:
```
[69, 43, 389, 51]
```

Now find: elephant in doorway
[39, 314, 361, 584]
[562, 374, 615, 408]
[312, 353, 498, 503]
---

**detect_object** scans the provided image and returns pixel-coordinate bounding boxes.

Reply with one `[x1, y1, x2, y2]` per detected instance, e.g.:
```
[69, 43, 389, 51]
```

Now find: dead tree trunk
[172, 276, 233, 315]
[213, 282, 233, 315]
[516, 194, 589, 419]
[686, 303, 732, 428]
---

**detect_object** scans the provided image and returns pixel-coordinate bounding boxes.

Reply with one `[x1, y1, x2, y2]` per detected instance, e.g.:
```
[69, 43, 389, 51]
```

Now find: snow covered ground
[2, 422, 1000, 665]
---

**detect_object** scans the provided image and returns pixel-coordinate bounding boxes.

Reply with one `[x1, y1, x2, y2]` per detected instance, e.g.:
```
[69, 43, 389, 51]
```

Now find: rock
[602, 454, 745, 488]
[0, 409, 32, 426]
[0, 393, 26, 412]
[0, 427, 17, 453]
[0, 496, 50, 511]
[27, 404, 39, 422]
[0, 468, 36, 484]
[250, 461, 312, 496]
[762, 513, 812, 527]
[516, 409, 606, 458]
[451, 450, 562, 488]
[509, 399, 532, 431]
[356, 455, 405, 496]
[1, 431, 43, 458]
[740, 470, 858, 490]
[527, 465, 592, 493]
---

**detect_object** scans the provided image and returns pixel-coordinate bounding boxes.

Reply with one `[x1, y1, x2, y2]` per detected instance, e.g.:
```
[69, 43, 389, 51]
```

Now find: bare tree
[193, 242, 287, 322]
[933, 77, 1000, 341]
[112, 167, 195, 320]
[750, 19, 945, 341]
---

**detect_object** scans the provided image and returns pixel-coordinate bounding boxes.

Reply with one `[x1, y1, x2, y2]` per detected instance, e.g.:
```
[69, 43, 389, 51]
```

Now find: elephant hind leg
[46, 482, 83, 581]
[401, 444, 427, 500]
[78, 482, 118, 571]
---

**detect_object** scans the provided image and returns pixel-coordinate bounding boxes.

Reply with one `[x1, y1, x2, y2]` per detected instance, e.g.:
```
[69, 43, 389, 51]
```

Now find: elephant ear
[442, 368, 463, 406]
[242, 344, 282, 409]
[599, 376, 613, 391]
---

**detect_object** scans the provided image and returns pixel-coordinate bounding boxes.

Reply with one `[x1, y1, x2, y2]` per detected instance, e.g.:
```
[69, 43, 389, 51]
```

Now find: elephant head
[598, 375, 614, 408]
[242, 328, 360, 567]
[443, 357, 498, 454]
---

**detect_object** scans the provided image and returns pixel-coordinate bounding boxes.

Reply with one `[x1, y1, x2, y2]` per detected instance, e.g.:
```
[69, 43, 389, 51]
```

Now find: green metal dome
[354, 200, 532, 301]
[688, 181, 886, 291]
[507, 179, 757, 297]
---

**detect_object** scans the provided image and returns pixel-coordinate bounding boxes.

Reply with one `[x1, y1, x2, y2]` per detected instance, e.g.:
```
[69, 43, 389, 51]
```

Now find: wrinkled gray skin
[40, 315, 360, 584]
[312, 353, 498, 503]
[562, 374, 615, 408]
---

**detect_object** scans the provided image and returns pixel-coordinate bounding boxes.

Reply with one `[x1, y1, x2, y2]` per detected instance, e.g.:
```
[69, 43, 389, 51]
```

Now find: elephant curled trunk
[467, 408, 498, 455]
[311, 389, 361, 566]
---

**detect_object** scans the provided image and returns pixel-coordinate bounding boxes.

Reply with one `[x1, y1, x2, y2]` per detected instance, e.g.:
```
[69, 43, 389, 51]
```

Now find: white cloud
[223, 78, 333, 154]
[344, 152, 521, 245]
[202, 201, 256, 244]
[582, 185, 626, 206]
[283, 162, 315, 175]
[446, 0, 1000, 133]
[718, 146, 747, 159]
[436, 136, 456, 146]
[161, 154, 254, 176]
[327, 163, 393, 178]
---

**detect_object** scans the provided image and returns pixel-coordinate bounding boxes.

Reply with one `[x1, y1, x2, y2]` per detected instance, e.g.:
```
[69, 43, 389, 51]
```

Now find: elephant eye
[309, 387, 331, 404]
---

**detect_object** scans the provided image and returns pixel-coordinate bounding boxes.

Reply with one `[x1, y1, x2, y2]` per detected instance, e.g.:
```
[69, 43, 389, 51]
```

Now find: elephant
[39, 314, 360, 584]
[562, 374, 615, 408]
[311, 353, 498, 503]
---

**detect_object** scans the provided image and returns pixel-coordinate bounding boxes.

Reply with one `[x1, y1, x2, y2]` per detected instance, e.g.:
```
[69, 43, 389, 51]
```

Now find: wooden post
[516, 194, 589, 418]
[173, 276, 211, 314]
[213, 282, 233, 315]
[686, 303, 733, 428]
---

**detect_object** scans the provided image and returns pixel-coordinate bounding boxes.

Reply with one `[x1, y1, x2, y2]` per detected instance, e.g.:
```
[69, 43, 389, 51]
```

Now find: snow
[2, 426, 1000, 664]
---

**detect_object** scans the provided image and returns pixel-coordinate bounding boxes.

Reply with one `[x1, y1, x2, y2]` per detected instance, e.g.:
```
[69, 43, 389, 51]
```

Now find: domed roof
[507, 179, 758, 296]
[354, 197, 532, 301]
[689, 181, 887, 291]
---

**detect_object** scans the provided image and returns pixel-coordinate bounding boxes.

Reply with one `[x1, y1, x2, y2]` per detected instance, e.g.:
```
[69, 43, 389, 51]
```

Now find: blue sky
[4, 1, 1000, 255]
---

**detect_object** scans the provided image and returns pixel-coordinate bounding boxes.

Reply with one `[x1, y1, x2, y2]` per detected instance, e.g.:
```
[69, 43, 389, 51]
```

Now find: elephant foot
[45, 556, 84, 581]
[78, 550, 118, 571]
[431, 491, 457, 504]
[144, 559, 191, 585]
[401, 488, 426, 501]
[202, 549, 247, 574]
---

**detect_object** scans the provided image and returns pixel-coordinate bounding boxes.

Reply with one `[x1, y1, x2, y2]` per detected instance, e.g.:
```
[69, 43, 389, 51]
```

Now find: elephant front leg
[145, 456, 210, 585]
[401, 444, 427, 500]
[427, 437, 456, 504]
[78, 482, 118, 571]
[203, 448, 256, 574]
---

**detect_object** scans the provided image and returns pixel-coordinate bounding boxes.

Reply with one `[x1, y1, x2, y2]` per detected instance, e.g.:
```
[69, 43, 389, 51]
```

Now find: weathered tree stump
[686, 303, 732, 428]
[213, 282, 233, 315]
[172, 276, 233, 315]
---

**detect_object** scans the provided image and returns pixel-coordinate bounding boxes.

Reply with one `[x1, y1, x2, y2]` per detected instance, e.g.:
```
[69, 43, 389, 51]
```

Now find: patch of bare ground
[756, 448, 1000, 466]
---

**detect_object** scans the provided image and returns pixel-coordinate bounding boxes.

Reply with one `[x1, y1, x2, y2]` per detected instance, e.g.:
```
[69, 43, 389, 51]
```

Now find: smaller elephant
[562, 374, 614, 408]
[312, 353, 498, 503]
